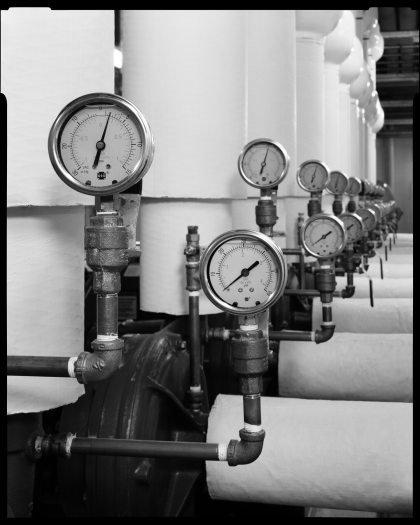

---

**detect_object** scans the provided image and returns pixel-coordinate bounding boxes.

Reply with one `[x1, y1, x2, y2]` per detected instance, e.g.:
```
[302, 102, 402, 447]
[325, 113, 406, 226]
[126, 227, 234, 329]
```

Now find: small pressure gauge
[238, 139, 289, 189]
[200, 230, 287, 316]
[301, 214, 347, 258]
[355, 207, 377, 232]
[296, 160, 330, 193]
[48, 93, 154, 196]
[339, 212, 365, 243]
[325, 170, 349, 196]
[345, 176, 362, 197]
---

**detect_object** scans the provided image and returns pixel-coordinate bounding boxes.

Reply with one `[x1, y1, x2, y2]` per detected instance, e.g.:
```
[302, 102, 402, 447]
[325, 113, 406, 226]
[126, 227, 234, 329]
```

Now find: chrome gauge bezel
[48, 92, 154, 196]
[301, 213, 347, 258]
[296, 159, 330, 193]
[199, 229, 288, 315]
[237, 138, 290, 189]
[345, 176, 362, 197]
[355, 207, 377, 232]
[339, 212, 365, 243]
[325, 170, 349, 196]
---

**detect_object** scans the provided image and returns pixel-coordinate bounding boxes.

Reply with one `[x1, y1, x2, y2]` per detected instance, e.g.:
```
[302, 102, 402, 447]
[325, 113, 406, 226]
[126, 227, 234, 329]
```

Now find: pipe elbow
[341, 285, 355, 298]
[314, 324, 335, 344]
[227, 429, 265, 466]
[75, 339, 124, 384]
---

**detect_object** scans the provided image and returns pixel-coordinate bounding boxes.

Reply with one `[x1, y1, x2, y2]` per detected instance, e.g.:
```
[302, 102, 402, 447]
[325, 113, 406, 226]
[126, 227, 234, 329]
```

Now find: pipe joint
[314, 324, 335, 344]
[227, 428, 265, 466]
[341, 285, 355, 298]
[74, 338, 124, 384]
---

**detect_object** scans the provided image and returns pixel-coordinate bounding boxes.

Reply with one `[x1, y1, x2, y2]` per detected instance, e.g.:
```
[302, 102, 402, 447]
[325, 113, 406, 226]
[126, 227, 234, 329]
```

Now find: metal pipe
[189, 294, 201, 388]
[28, 433, 224, 461]
[7, 356, 73, 377]
[71, 437, 220, 460]
[282, 248, 302, 256]
[97, 293, 119, 336]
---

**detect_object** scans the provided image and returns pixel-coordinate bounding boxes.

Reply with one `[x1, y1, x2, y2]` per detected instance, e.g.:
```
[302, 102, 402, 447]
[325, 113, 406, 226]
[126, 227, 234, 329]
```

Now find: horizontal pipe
[118, 319, 166, 335]
[7, 356, 71, 377]
[71, 437, 220, 460]
[284, 289, 320, 297]
[283, 248, 302, 256]
[269, 330, 313, 342]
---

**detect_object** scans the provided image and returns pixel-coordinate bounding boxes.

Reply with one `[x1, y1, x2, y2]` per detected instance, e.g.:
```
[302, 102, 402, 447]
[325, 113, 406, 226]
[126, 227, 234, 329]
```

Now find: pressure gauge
[345, 176, 362, 197]
[355, 207, 377, 232]
[367, 203, 382, 223]
[48, 93, 154, 196]
[238, 139, 289, 189]
[325, 170, 349, 196]
[296, 160, 330, 193]
[200, 230, 287, 315]
[301, 214, 347, 258]
[339, 212, 365, 243]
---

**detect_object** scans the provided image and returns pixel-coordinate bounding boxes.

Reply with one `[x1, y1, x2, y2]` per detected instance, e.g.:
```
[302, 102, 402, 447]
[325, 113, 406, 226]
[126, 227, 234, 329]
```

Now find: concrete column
[238, 10, 296, 248]
[121, 10, 247, 314]
[339, 35, 364, 188]
[291, 10, 342, 244]
[323, 11, 355, 214]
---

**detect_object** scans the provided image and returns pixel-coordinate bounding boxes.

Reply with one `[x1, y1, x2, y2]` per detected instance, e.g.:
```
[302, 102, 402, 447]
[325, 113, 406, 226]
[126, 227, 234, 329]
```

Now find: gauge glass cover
[200, 230, 287, 315]
[49, 93, 154, 196]
[355, 208, 377, 231]
[345, 177, 362, 197]
[296, 160, 330, 193]
[301, 214, 347, 258]
[238, 139, 289, 189]
[325, 170, 349, 195]
[339, 212, 365, 243]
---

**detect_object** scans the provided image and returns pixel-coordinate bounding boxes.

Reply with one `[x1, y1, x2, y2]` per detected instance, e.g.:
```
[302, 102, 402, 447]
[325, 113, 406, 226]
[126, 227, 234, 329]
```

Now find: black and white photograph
[4, 8, 415, 518]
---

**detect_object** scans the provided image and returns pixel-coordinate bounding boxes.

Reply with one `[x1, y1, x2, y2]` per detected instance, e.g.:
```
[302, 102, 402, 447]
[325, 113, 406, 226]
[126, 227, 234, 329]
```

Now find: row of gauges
[47, 94, 374, 317]
[238, 139, 361, 197]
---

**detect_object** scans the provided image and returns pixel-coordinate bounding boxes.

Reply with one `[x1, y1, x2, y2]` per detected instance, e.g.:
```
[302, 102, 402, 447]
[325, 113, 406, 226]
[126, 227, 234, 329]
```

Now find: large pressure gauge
[325, 170, 349, 195]
[238, 139, 289, 189]
[48, 93, 154, 196]
[339, 212, 365, 243]
[345, 176, 362, 197]
[355, 208, 377, 231]
[296, 160, 330, 193]
[200, 230, 287, 315]
[301, 214, 347, 258]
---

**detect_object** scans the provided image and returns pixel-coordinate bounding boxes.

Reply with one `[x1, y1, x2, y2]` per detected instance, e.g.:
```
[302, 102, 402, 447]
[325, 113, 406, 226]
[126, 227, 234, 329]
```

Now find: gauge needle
[92, 112, 111, 169]
[259, 148, 269, 174]
[311, 168, 317, 183]
[347, 224, 354, 231]
[313, 230, 332, 245]
[223, 260, 260, 290]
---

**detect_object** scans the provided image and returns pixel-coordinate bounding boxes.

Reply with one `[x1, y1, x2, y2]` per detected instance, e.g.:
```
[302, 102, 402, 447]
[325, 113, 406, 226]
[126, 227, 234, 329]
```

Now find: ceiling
[376, 7, 418, 137]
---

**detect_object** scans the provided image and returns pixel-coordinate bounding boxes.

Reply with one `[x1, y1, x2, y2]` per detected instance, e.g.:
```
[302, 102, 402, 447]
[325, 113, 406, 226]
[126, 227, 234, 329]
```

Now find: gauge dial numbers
[49, 93, 154, 196]
[325, 170, 349, 196]
[339, 213, 365, 243]
[296, 160, 330, 193]
[301, 214, 347, 258]
[200, 230, 287, 315]
[238, 139, 289, 189]
[345, 176, 362, 197]
[355, 208, 377, 231]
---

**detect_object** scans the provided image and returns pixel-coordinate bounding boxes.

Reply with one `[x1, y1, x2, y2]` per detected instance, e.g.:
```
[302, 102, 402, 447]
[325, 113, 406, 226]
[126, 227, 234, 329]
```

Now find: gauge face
[296, 160, 330, 193]
[200, 230, 287, 315]
[238, 139, 289, 189]
[339, 212, 365, 243]
[49, 93, 154, 196]
[326, 170, 349, 195]
[301, 214, 347, 258]
[355, 208, 377, 231]
[345, 176, 362, 197]
[367, 203, 382, 222]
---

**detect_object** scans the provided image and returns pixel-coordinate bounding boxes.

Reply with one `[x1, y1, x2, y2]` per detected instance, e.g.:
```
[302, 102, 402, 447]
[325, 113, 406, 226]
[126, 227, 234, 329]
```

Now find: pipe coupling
[74, 338, 125, 384]
[227, 428, 265, 466]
